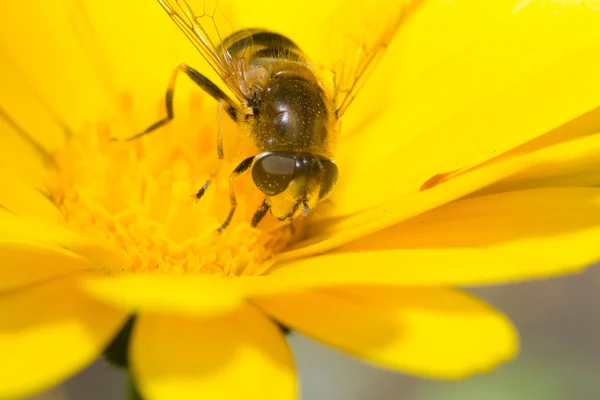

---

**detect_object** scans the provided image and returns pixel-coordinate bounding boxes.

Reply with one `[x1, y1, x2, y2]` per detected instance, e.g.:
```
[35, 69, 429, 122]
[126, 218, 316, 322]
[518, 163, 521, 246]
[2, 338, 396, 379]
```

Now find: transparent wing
[330, 0, 423, 117]
[158, 0, 249, 103]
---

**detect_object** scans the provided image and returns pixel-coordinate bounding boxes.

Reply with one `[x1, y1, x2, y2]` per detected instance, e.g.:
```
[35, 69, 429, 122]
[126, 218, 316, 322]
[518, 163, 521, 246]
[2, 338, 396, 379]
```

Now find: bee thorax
[255, 76, 330, 153]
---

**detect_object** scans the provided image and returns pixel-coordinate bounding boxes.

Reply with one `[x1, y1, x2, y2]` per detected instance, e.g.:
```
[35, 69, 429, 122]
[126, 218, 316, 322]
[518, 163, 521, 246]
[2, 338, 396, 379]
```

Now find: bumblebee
[120, 0, 419, 231]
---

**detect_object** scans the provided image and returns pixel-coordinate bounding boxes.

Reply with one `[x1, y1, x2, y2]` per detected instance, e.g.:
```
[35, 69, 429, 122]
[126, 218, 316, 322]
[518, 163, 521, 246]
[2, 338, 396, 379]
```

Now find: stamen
[49, 94, 303, 277]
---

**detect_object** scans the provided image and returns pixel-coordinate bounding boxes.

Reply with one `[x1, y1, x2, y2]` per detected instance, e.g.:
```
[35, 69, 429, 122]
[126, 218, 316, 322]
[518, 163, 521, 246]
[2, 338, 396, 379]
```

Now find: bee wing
[158, 0, 248, 103]
[331, 0, 423, 118]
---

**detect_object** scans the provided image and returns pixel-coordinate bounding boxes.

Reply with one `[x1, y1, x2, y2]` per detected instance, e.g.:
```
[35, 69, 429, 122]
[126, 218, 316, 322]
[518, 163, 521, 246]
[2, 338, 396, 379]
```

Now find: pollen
[48, 93, 302, 277]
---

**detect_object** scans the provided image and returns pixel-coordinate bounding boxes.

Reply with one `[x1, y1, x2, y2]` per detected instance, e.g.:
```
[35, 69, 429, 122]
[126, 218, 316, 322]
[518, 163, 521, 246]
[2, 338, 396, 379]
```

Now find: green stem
[103, 317, 135, 368]
[127, 375, 143, 400]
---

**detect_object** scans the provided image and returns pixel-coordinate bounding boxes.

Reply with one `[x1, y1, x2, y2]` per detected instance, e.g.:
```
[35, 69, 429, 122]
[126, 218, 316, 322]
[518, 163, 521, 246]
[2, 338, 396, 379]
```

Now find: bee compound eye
[252, 154, 297, 196]
[319, 159, 338, 199]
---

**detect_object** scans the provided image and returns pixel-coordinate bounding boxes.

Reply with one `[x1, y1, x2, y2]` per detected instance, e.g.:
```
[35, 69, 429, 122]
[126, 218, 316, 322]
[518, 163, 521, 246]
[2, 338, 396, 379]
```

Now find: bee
[119, 0, 419, 231]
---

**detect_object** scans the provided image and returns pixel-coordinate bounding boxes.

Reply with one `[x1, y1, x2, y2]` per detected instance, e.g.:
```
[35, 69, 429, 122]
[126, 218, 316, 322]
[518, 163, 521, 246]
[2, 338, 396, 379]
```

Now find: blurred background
[29, 264, 600, 400]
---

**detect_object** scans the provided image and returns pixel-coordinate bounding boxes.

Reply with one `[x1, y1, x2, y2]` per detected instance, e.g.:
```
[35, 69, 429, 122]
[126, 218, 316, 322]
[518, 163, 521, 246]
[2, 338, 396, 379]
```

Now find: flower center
[48, 92, 302, 277]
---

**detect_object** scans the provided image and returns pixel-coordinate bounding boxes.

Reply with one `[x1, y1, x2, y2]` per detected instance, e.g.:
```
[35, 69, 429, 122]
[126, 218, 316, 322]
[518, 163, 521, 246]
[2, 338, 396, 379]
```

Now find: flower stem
[127, 375, 143, 400]
[104, 317, 135, 368]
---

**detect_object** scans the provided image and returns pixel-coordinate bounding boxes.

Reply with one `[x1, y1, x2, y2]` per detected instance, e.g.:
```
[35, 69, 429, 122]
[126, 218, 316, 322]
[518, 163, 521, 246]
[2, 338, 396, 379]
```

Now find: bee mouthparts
[302, 200, 311, 217]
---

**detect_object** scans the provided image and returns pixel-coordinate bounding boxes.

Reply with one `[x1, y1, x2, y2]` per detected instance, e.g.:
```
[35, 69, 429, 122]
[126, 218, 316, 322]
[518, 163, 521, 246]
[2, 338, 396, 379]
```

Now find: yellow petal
[82, 274, 245, 317]
[131, 304, 296, 400]
[79, 0, 187, 126]
[492, 106, 600, 159]
[0, 210, 130, 279]
[279, 128, 600, 263]
[481, 131, 600, 194]
[0, 273, 128, 399]
[0, 108, 51, 188]
[339, 0, 519, 132]
[0, 168, 61, 221]
[0, 0, 115, 131]
[0, 59, 67, 155]
[346, 187, 600, 253]
[0, 240, 89, 292]
[253, 287, 516, 379]
[248, 187, 600, 293]
[332, 0, 600, 216]
[0, 208, 91, 292]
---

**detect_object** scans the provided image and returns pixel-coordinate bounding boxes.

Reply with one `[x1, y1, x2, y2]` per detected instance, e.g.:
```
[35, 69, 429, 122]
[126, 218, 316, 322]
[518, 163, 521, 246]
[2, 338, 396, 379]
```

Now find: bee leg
[279, 199, 302, 221]
[195, 101, 227, 200]
[250, 198, 271, 228]
[111, 64, 238, 141]
[218, 155, 255, 233]
[194, 177, 213, 200]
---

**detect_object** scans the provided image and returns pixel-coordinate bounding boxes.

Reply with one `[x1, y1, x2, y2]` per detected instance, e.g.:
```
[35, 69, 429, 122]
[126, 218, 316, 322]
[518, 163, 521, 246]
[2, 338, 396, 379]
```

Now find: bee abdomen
[221, 29, 306, 64]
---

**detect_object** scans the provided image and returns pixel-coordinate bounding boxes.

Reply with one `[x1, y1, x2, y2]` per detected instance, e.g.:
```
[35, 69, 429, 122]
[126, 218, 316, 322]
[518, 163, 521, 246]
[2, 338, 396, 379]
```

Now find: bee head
[251, 152, 338, 219]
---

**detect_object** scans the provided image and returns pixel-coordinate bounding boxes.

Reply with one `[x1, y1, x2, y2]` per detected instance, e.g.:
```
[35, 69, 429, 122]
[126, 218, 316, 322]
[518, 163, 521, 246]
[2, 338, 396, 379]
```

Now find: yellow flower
[2, 0, 600, 398]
